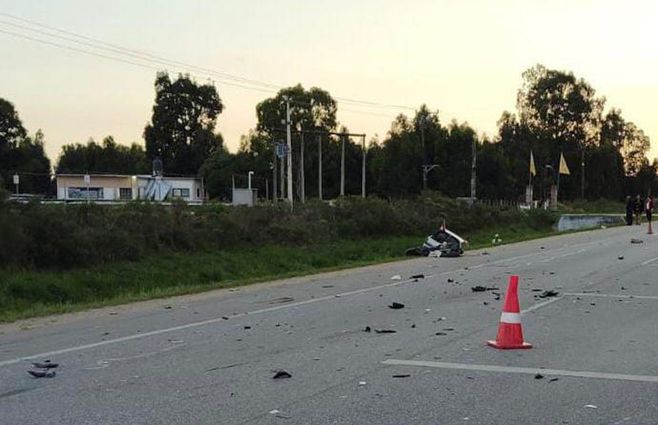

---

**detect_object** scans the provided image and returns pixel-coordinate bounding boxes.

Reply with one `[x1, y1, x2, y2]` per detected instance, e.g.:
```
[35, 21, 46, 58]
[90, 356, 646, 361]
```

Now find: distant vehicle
[405, 227, 467, 257]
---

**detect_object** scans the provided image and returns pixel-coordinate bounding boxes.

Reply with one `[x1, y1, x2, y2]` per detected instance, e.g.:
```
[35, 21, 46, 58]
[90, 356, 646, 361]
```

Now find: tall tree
[144, 72, 224, 176]
[56, 136, 149, 175]
[0, 99, 50, 193]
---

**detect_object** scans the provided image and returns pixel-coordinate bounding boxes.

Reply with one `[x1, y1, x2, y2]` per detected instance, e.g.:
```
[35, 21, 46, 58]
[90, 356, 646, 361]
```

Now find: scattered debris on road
[28, 370, 56, 378]
[630, 238, 643, 244]
[31, 360, 58, 369]
[447, 278, 454, 283]
[244, 326, 251, 330]
[269, 297, 295, 304]
[392, 374, 411, 378]
[470, 286, 499, 292]
[618, 256, 624, 260]
[390, 275, 402, 280]
[272, 370, 292, 379]
[534, 374, 544, 380]
[388, 302, 405, 309]
[358, 381, 367, 386]
[435, 332, 447, 336]
[410, 274, 425, 279]
[321, 285, 335, 288]
[374, 329, 397, 334]
[538, 290, 559, 298]
[549, 378, 559, 382]
[364, 326, 372, 333]
[584, 404, 598, 409]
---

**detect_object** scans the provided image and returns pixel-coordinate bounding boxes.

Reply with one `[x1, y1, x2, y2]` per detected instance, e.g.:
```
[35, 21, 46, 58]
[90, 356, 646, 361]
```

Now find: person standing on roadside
[634, 194, 643, 225]
[645, 194, 654, 233]
[625, 196, 634, 225]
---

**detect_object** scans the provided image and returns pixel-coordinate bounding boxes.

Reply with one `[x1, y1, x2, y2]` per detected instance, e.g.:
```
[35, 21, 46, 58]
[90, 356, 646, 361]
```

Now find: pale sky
[1, 0, 657, 164]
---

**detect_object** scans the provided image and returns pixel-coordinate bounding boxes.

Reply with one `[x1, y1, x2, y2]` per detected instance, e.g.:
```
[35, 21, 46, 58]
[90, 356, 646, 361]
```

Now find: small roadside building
[55, 174, 204, 203]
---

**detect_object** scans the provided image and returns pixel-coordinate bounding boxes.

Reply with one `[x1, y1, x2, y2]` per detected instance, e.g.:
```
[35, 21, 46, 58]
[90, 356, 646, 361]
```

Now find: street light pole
[361, 135, 366, 198]
[340, 133, 346, 197]
[318, 134, 323, 201]
[285, 98, 293, 205]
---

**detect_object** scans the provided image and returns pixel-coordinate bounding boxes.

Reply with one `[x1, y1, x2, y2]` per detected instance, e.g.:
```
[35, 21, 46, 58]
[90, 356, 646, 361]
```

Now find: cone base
[487, 340, 533, 349]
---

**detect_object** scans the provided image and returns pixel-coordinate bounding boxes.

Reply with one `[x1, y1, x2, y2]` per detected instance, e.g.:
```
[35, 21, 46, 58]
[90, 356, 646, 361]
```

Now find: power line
[0, 11, 418, 113]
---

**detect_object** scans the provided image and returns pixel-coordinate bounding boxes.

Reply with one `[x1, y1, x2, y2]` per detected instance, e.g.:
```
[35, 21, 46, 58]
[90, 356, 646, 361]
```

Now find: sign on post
[84, 174, 91, 184]
[12, 174, 19, 185]
[275, 143, 288, 159]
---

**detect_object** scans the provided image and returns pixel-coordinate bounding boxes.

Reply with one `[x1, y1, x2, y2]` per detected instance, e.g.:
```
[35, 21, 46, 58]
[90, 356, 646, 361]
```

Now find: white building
[56, 174, 204, 203]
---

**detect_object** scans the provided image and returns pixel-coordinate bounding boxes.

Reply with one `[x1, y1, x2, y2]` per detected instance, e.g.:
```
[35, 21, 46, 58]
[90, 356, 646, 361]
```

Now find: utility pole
[285, 98, 293, 205]
[470, 138, 477, 199]
[361, 135, 366, 198]
[581, 149, 585, 199]
[272, 146, 277, 202]
[300, 131, 305, 203]
[420, 116, 427, 190]
[318, 134, 323, 201]
[340, 133, 346, 197]
[279, 155, 284, 199]
[265, 178, 269, 201]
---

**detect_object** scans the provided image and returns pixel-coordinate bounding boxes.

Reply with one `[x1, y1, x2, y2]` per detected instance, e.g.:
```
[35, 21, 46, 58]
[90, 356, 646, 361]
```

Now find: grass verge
[0, 224, 558, 323]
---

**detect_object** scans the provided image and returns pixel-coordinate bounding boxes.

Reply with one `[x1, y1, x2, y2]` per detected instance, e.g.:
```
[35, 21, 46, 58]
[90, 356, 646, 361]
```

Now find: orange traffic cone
[487, 275, 532, 349]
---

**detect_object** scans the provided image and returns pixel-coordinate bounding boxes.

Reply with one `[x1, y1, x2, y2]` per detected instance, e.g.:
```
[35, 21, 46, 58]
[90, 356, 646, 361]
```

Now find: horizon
[2, 0, 658, 164]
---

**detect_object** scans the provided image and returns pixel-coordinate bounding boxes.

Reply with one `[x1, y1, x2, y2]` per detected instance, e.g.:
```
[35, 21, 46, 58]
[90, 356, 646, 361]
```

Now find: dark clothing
[626, 199, 634, 225]
[635, 198, 643, 225]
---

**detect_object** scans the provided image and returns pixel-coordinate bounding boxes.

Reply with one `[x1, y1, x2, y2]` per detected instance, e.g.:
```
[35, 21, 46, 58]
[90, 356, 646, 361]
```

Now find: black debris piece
[538, 290, 560, 298]
[621, 286, 626, 290]
[549, 272, 555, 275]
[411, 324, 416, 329]
[549, 378, 559, 382]
[443, 328, 455, 331]
[222, 316, 230, 320]
[481, 252, 490, 256]
[244, 326, 251, 330]
[164, 305, 172, 310]
[630, 239, 643, 244]
[491, 291, 501, 300]
[364, 326, 372, 333]
[447, 279, 454, 283]
[435, 332, 447, 336]
[322, 285, 335, 288]
[590, 303, 596, 306]
[531, 289, 543, 292]
[375, 329, 397, 334]
[272, 370, 292, 379]
[540, 246, 545, 249]
[388, 302, 405, 310]
[483, 302, 489, 306]
[392, 374, 411, 378]
[471, 286, 499, 292]
[28, 370, 56, 378]
[618, 256, 624, 260]
[32, 361, 58, 369]
[410, 274, 425, 279]
[534, 374, 544, 380]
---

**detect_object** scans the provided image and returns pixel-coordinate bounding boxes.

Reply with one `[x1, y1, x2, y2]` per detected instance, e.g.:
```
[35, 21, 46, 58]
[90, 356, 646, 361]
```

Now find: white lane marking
[563, 292, 658, 301]
[522, 296, 562, 314]
[381, 359, 658, 383]
[540, 248, 587, 263]
[0, 234, 620, 369]
[0, 276, 427, 368]
[641, 256, 658, 266]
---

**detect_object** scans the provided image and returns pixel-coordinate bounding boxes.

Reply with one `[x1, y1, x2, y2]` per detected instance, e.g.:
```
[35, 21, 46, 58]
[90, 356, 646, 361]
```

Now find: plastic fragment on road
[392, 374, 410, 378]
[584, 404, 598, 409]
[630, 238, 643, 244]
[374, 329, 397, 334]
[390, 275, 402, 280]
[410, 274, 425, 279]
[28, 370, 56, 378]
[388, 302, 405, 309]
[272, 370, 292, 379]
[32, 360, 58, 369]
[538, 290, 559, 298]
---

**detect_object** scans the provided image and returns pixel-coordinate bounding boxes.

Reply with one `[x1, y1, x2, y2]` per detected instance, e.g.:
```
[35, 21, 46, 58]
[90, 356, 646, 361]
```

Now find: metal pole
[340, 134, 345, 197]
[318, 134, 323, 201]
[361, 135, 366, 198]
[272, 146, 277, 202]
[280, 156, 284, 199]
[285, 99, 293, 205]
[581, 149, 585, 199]
[420, 119, 427, 190]
[470, 138, 477, 199]
[300, 131, 305, 203]
[265, 178, 269, 201]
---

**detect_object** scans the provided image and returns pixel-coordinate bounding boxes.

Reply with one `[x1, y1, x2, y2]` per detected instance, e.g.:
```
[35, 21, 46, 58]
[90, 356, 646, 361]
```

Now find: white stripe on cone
[499, 312, 522, 324]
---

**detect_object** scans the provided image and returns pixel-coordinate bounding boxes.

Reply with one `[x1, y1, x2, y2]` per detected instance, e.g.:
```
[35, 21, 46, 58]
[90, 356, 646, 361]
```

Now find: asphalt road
[1, 225, 657, 424]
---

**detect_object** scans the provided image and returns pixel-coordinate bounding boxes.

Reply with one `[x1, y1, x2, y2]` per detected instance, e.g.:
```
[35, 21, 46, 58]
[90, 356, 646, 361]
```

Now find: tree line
[0, 65, 654, 201]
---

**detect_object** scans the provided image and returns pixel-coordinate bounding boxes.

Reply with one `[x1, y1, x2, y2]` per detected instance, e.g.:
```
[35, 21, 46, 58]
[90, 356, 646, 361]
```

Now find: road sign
[275, 143, 288, 159]
[12, 174, 19, 185]
[84, 174, 91, 184]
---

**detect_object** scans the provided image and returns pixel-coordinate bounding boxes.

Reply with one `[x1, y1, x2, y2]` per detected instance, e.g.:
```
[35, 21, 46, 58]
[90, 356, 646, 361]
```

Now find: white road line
[563, 292, 658, 301]
[0, 235, 618, 369]
[641, 256, 658, 266]
[0, 276, 427, 368]
[522, 296, 563, 314]
[381, 359, 658, 383]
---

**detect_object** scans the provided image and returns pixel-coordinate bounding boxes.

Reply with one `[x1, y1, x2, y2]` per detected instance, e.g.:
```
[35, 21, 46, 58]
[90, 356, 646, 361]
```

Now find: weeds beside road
[0, 193, 557, 322]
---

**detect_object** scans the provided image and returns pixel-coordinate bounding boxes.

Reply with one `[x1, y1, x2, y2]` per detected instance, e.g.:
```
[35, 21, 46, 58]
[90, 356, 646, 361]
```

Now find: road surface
[1, 225, 657, 424]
